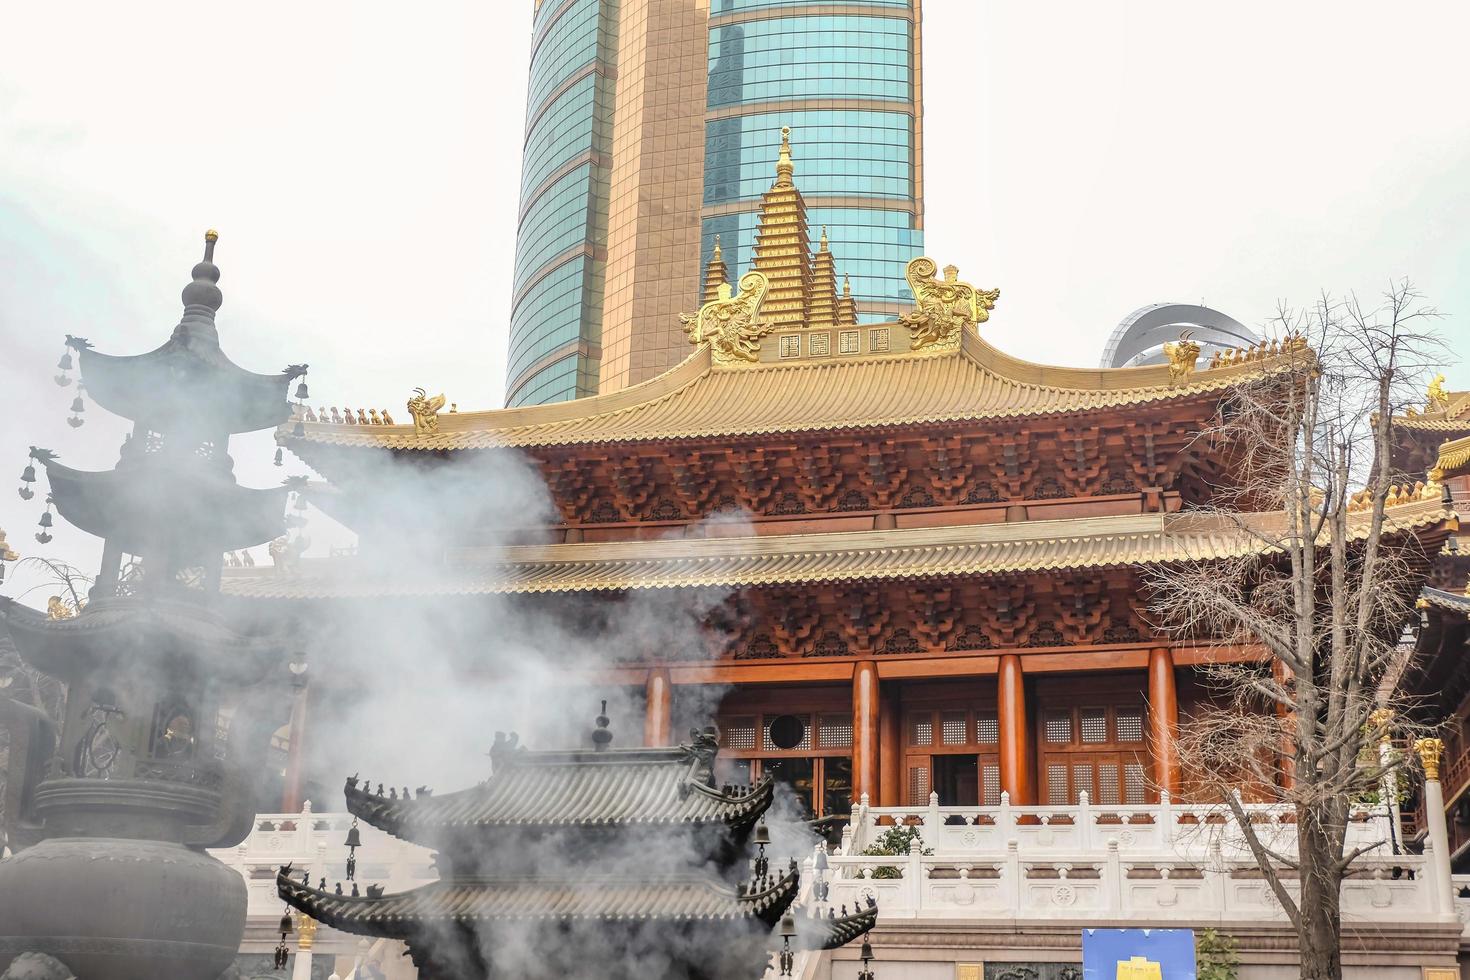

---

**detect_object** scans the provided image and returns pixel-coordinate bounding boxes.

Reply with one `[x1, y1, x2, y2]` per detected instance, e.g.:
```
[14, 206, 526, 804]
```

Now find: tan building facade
[507, 0, 924, 406]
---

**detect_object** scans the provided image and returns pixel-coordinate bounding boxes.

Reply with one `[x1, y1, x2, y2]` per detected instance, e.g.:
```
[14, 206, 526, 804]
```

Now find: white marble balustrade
[839, 791, 1399, 865]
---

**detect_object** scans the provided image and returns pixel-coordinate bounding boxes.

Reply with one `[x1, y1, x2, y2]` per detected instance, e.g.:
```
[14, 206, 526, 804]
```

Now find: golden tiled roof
[219, 497, 1455, 600]
[1433, 434, 1470, 481]
[1396, 387, 1470, 433]
[284, 328, 1302, 452]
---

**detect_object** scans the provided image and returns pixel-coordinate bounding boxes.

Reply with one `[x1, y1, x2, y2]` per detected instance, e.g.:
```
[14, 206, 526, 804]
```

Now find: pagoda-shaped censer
[0, 232, 309, 980]
[278, 709, 875, 978]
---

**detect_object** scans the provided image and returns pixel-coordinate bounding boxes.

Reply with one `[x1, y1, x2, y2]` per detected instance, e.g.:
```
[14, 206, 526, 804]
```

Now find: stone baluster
[1158, 789, 1174, 848]
[998, 790, 1015, 841]
[1005, 839, 1022, 912]
[1077, 790, 1093, 851]
[907, 832, 925, 911]
[1104, 839, 1123, 913]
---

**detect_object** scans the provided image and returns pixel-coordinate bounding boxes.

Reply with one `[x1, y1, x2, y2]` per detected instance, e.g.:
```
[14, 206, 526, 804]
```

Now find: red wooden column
[878, 682, 902, 806]
[1147, 647, 1182, 797]
[644, 668, 672, 747]
[997, 654, 1033, 804]
[280, 682, 310, 812]
[852, 661, 881, 804]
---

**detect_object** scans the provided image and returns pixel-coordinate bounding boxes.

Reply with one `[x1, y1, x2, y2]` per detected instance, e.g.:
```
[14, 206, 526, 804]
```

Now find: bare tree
[1149, 281, 1448, 980]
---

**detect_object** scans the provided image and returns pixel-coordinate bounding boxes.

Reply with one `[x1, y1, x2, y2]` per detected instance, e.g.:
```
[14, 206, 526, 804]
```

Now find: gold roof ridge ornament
[1162, 332, 1202, 385]
[407, 387, 447, 437]
[679, 270, 771, 365]
[899, 257, 999, 352]
[1428, 373, 1451, 413]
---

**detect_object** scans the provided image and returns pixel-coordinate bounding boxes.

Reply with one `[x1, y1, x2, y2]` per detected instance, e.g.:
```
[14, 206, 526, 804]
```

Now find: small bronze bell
[57, 352, 72, 371]
[295, 381, 310, 401]
[70, 396, 84, 413]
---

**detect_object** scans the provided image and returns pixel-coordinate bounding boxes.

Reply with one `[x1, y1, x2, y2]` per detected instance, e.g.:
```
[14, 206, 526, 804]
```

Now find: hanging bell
[295, 380, 310, 401]
[274, 448, 284, 467]
[278, 911, 294, 936]
[38, 512, 53, 529]
[70, 396, 84, 413]
[20, 464, 35, 485]
[345, 818, 362, 850]
[57, 351, 73, 372]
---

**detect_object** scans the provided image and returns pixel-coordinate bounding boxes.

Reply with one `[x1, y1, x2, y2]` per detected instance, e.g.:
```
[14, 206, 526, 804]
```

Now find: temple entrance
[931, 754, 978, 806]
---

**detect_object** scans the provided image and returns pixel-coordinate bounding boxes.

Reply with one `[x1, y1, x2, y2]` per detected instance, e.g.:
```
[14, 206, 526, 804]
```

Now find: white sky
[2, 1, 1468, 594]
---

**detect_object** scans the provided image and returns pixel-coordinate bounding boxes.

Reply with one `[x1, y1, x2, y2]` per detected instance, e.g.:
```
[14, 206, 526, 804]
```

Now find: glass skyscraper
[508, 0, 923, 407]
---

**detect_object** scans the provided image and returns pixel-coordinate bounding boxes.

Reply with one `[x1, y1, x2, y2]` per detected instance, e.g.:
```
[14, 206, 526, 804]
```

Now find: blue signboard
[1082, 929, 1196, 980]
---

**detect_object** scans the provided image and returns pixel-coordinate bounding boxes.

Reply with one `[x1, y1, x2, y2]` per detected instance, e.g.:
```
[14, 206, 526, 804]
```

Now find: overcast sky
[2, 1, 1467, 595]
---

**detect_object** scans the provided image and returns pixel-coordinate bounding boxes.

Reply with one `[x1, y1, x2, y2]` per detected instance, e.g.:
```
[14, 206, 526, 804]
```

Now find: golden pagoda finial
[819, 226, 829, 251]
[775, 126, 794, 187]
[899, 257, 999, 351]
[842, 274, 851, 296]
[712, 234, 722, 261]
[204, 229, 219, 242]
[679, 271, 771, 365]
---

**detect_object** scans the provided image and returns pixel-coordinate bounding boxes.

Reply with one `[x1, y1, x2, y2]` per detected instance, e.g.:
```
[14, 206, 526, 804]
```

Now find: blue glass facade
[702, 2, 922, 318]
[507, 0, 615, 407]
[508, 0, 923, 405]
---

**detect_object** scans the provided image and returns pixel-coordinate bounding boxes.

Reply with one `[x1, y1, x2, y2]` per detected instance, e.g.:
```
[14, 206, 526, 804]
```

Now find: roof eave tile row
[219, 499, 1458, 601]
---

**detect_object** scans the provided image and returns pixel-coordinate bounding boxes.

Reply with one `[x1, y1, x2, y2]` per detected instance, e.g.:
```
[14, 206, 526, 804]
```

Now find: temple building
[216, 140, 1460, 828]
[276, 719, 874, 978]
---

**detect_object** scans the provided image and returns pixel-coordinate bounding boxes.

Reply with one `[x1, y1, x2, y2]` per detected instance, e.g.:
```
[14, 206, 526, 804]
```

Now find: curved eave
[43, 458, 287, 554]
[818, 905, 879, 950]
[343, 769, 774, 847]
[79, 343, 296, 434]
[218, 498, 1457, 601]
[1422, 587, 1470, 617]
[277, 328, 1296, 457]
[1433, 435, 1470, 481]
[276, 868, 797, 930]
[0, 595, 288, 682]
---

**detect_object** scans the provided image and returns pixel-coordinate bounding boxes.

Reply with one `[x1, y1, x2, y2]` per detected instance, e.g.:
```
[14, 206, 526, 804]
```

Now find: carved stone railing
[838, 791, 1398, 864]
[208, 802, 436, 917]
[819, 845, 1440, 925]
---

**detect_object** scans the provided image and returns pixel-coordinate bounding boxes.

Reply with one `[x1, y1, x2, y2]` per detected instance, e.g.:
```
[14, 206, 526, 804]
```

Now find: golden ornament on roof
[45, 596, 75, 620]
[1162, 332, 1202, 385]
[0, 529, 18, 563]
[679, 270, 771, 365]
[407, 388, 447, 436]
[1427, 373, 1450, 412]
[899, 257, 999, 351]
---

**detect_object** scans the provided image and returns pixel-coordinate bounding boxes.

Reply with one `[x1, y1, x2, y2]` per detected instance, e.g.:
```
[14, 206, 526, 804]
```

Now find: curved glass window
[705, 110, 913, 205]
[521, 74, 603, 200]
[514, 163, 600, 291]
[507, 257, 601, 385]
[511, 358, 583, 407]
[528, 0, 606, 120]
[708, 15, 912, 109]
[713, 0, 908, 10]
